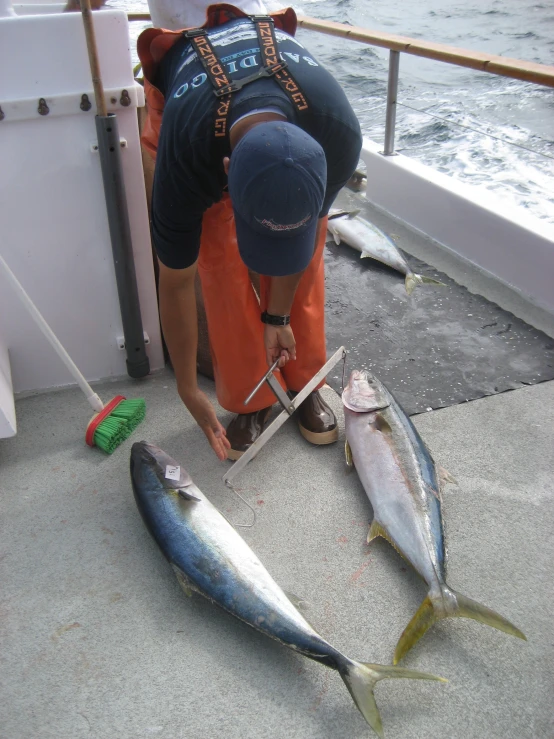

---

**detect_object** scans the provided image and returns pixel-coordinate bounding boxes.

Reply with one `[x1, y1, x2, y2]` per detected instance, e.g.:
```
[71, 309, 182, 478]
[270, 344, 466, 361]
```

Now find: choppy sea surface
[121, 0, 554, 224]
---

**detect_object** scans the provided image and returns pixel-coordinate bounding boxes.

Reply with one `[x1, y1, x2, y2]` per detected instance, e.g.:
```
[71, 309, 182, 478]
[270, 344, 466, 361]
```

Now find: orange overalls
[138, 4, 328, 413]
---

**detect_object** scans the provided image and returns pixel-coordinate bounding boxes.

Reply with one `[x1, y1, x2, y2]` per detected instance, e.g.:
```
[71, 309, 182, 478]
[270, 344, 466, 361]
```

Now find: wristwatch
[261, 311, 291, 326]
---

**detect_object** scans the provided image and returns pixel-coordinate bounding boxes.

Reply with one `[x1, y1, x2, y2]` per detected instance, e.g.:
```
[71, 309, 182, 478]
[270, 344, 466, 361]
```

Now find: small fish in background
[342, 370, 526, 664]
[327, 211, 445, 294]
[130, 441, 446, 739]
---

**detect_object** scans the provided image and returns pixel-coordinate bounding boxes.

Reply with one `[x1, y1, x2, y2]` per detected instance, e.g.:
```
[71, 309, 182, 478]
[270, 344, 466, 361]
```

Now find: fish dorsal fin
[347, 209, 361, 219]
[374, 412, 393, 435]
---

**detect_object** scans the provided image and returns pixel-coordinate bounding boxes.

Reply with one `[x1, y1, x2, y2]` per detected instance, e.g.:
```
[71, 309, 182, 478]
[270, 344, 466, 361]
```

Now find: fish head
[130, 441, 195, 494]
[342, 370, 390, 413]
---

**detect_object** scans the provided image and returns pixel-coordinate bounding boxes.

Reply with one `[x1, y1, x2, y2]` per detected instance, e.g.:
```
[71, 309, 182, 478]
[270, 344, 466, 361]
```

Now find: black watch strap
[261, 311, 290, 326]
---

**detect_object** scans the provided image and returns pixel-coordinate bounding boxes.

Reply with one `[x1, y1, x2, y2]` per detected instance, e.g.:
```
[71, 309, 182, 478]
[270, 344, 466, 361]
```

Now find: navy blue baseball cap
[228, 121, 327, 277]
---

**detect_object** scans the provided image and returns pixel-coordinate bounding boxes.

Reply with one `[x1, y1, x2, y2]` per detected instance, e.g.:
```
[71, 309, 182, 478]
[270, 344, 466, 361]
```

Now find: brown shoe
[295, 390, 338, 445]
[226, 406, 272, 460]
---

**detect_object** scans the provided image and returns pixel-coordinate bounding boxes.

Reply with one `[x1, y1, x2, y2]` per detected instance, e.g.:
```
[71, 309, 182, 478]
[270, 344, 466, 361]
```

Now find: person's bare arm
[158, 260, 230, 460]
[263, 217, 325, 367]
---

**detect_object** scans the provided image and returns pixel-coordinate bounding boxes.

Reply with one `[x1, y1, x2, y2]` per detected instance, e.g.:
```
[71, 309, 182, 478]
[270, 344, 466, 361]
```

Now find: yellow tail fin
[341, 660, 446, 738]
[405, 273, 445, 295]
[393, 587, 526, 664]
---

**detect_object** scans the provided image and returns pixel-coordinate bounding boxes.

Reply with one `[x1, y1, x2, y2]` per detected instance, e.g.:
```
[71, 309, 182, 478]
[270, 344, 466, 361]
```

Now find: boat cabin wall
[0, 9, 164, 395]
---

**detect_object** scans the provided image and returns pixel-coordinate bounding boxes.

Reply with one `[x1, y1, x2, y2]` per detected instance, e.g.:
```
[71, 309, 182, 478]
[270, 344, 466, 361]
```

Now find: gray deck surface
[1, 372, 552, 739]
[324, 190, 554, 414]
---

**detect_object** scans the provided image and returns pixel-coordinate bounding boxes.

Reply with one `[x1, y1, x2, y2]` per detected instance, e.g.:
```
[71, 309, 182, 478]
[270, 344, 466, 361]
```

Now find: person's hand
[264, 324, 297, 368]
[181, 387, 230, 461]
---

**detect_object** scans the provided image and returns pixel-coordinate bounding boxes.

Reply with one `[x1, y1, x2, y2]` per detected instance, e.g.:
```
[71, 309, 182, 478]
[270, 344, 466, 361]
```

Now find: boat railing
[127, 12, 554, 157]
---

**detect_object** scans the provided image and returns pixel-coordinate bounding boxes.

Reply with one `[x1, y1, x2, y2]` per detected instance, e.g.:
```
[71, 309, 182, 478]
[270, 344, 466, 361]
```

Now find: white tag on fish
[165, 465, 181, 481]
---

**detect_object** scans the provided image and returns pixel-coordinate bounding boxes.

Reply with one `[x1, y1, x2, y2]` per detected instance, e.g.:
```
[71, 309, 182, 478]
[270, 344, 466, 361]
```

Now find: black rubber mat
[324, 238, 554, 415]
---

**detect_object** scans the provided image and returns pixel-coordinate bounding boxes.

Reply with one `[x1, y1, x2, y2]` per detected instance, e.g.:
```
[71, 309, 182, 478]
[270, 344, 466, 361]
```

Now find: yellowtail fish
[328, 211, 444, 294]
[342, 371, 526, 664]
[131, 441, 446, 738]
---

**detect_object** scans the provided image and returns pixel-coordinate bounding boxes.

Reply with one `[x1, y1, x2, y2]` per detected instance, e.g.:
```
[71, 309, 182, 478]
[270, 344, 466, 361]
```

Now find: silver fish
[327, 211, 444, 294]
[130, 441, 445, 738]
[342, 371, 526, 664]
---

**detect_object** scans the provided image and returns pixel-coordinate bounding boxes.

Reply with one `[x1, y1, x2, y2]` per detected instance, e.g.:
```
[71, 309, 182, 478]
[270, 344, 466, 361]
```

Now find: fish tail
[405, 273, 446, 295]
[340, 659, 446, 738]
[393, 585, 526, 664]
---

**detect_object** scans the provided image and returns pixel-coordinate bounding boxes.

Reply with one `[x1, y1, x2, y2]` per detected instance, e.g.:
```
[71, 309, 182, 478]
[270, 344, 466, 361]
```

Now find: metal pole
[81, 0, 150, 379]
[96, 115, 150, 378]
[383, 50, 400, 156]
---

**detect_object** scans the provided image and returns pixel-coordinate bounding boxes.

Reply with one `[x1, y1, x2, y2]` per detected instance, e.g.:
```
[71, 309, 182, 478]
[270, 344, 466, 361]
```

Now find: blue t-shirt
[152, 18, 362, 269]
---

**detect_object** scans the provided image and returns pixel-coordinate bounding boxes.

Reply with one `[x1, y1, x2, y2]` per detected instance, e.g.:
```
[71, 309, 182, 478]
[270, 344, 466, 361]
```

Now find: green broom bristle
[93, 398, 146, 454]
[108, 398, 146, 433]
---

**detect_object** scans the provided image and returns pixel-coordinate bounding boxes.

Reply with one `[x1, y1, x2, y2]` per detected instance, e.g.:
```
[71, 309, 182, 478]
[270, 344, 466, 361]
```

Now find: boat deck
[1, 366, 552, 738]
[324, 188, 554, 414]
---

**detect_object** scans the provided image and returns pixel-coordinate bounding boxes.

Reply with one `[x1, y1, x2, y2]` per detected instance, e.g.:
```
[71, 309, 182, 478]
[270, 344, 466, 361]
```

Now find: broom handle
[80, 0, 107, 117]
[0, 254, 105, 413]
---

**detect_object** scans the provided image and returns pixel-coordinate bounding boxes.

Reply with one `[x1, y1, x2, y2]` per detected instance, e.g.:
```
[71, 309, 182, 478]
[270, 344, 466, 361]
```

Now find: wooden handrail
[297, 16, 554, 88]
[127, 12, 554, 89]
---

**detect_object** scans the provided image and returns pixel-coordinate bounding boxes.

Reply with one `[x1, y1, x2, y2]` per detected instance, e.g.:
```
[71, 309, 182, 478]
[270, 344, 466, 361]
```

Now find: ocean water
[122, 0, 554, 224]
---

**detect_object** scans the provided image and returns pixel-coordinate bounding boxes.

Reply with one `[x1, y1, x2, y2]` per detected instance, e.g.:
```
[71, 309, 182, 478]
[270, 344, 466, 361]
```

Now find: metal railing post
[383, 50, 400, 155]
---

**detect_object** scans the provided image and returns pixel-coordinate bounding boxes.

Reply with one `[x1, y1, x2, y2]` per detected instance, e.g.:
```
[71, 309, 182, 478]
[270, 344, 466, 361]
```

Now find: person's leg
[197, 195, 287, 457]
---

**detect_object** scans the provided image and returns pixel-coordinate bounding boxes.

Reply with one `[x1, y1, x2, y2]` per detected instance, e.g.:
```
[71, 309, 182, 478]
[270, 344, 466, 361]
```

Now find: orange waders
[138, 4, 328, 414]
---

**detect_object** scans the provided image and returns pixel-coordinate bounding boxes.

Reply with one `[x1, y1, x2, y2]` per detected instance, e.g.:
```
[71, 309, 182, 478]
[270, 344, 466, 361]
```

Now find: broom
[77, 0, 147, 450]
[0, 255, 145, 454]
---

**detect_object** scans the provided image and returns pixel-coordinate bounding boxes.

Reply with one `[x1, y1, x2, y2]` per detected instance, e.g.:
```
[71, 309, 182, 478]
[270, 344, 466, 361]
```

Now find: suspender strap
[250, 16, 308, 113]
[184, 28, 233, 138]
[184, 15, 309, 139]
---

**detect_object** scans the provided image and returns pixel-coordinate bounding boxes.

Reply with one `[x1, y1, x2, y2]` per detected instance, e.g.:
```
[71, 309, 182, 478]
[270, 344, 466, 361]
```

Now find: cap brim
[233, 208, 319, 277]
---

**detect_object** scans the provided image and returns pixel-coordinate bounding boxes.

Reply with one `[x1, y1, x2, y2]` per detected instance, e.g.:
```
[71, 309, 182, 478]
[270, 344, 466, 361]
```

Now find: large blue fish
[130, 441, 445, 738]
[342, 370, 526, 664]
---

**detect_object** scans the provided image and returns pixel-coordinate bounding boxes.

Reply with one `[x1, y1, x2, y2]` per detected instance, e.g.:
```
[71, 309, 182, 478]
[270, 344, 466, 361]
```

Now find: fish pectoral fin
[374, 412, 392, 435]
[438, 466, 458, 486]
[332, 231, 341, 245]
[345, 440, 353, 468]
[177, 487, 201, 502]
[171, 563, 194, 597]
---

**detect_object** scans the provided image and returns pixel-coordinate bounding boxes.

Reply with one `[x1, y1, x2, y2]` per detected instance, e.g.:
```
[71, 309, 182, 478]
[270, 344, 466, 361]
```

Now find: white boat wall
[0, 3, 164, 424]
[360, 139, 554, 318]
[0, 2, 553, 436]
